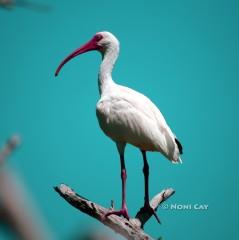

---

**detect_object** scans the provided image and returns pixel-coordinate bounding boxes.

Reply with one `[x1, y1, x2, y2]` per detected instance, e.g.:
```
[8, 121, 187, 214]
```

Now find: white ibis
[55, 31, 183, 222]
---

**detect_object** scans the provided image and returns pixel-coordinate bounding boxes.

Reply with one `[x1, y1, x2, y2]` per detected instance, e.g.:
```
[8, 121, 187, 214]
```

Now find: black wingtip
[175, 138, 183, 154]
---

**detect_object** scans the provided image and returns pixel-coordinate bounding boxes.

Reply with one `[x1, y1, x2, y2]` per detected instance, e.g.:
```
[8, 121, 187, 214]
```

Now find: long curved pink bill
[55, 37, 98, 77]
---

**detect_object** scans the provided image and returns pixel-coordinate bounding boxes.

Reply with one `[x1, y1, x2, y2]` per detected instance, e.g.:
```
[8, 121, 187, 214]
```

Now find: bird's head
[55, 31, 119, 77]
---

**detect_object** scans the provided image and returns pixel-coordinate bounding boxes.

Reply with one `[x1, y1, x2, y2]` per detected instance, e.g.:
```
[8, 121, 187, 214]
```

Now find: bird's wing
[117, 85, 173, 131]
[118, 86, 180, 159]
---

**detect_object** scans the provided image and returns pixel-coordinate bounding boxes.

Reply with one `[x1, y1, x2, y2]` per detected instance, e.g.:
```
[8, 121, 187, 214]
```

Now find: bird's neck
[98, 45, 119, 95]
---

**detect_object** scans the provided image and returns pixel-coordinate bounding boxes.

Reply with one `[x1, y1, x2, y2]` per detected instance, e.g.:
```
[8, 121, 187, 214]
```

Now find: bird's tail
[178, 157, 183, 164]
[172, 157, 183, 164]
[172, 138, 183, 164]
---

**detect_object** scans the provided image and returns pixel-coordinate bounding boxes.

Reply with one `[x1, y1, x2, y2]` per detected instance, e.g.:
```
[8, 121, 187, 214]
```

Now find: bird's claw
[143, 203, 161, 224]
[152, 210, 161, 224]
[104, 207, 130, 220]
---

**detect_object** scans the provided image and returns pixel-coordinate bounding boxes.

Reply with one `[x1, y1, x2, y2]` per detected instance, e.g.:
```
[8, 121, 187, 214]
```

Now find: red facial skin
[55, 34, 103, 77]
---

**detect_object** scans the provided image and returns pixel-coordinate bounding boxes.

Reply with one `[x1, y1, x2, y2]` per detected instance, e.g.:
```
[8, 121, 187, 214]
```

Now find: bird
[55, 31, 183, 222]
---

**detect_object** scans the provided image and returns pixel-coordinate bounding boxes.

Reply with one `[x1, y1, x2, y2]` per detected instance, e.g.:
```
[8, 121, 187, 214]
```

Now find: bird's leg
[120, 154, 127, 211]
[141, 150, 161, 224]
[105, 147, 130, 220]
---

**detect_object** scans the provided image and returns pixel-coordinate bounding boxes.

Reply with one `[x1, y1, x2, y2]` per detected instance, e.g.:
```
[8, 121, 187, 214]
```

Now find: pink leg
[105, 153, 130, 220]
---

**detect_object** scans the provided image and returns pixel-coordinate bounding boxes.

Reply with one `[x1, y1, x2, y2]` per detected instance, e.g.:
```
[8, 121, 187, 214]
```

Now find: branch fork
[54, 184, 175, 240]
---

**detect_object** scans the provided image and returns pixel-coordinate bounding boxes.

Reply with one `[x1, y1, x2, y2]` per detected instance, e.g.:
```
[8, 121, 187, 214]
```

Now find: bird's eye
[95, 34, 103, 41]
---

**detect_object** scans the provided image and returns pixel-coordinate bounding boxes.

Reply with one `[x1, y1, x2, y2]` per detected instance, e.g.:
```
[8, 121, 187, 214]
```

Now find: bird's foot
[104, 206, 130, 220]
[143, 203, 161, 224]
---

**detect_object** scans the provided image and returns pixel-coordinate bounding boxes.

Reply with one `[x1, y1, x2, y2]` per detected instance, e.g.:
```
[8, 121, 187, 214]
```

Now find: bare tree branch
[54, 184, 175, 240]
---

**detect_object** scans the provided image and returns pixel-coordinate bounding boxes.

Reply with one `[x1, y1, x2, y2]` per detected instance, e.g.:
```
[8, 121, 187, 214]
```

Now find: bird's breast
[96, 99, 125, 142]
[96, 97, 161, 151]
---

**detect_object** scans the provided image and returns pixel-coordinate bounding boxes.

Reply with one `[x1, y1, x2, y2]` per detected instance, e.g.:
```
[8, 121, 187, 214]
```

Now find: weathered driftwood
[54, 184, 175, 240]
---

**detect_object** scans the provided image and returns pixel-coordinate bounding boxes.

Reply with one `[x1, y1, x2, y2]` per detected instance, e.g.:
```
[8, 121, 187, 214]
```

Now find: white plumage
[96, 84, 181, 162]
[95, 32, 182, 163]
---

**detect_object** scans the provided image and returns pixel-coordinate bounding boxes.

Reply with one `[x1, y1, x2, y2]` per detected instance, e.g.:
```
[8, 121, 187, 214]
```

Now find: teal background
[1, 0, 239, 239]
